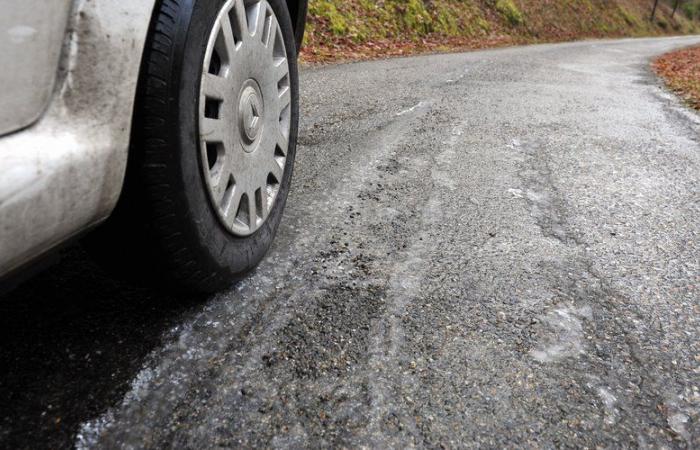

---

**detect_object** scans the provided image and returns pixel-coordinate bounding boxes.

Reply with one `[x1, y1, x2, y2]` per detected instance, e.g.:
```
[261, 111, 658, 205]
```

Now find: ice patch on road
[74, 365, 159, 449]
[445, 74, 465, 84]
[508, 188, 524, 198]
[597, 386, 620, 425]
[661, 393, 697, 445]
[507, 138, 521, 150]
[75, 410, 115, 450]
[441, 123, 466, 147]
[396, 101, 424, 116]
[668, 412, 690, 440]
[530, 305, 592, 363]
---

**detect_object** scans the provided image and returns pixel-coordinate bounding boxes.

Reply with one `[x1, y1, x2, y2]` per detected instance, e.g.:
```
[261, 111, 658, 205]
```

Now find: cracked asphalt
[2, 36, 700, 449]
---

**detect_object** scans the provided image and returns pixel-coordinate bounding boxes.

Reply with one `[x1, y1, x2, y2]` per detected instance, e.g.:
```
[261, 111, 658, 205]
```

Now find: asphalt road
[2, 36, 700, 449]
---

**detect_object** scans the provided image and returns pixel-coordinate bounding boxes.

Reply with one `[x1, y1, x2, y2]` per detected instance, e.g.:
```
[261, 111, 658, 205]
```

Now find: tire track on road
[84, 99, 437, 448]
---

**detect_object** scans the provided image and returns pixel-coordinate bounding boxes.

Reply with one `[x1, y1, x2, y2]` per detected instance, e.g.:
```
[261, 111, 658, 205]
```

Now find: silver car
[0, 0, 308, 292]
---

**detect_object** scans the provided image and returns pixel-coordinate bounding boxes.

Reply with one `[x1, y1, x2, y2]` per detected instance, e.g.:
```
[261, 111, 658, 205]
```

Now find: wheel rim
[199, 0, 291, 237]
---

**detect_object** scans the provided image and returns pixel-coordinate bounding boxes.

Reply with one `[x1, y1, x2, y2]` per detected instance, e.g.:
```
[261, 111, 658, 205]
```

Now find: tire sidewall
[172, 0, 299, 277]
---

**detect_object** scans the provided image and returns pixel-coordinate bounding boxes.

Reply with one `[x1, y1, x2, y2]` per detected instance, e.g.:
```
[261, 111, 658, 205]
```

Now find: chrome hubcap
[199, 0, 291, 236]
[238, 79, 264, 149]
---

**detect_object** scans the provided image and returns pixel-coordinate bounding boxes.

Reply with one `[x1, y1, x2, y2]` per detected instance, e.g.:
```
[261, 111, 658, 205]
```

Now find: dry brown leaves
[653, 46, 700, 110]
[299, 35, 524, 65]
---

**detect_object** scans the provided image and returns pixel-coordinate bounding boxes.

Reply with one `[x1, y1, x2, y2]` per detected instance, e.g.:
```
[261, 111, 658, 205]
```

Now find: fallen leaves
[300, 35, 521, 64]
[653, 46, 700, 110]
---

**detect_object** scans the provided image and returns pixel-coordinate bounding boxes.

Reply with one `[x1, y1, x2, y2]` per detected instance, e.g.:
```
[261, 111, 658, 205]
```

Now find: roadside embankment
[301, 0, 700, 63]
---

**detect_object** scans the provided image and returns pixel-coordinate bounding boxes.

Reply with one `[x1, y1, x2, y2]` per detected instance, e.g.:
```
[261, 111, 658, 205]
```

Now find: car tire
[87, 0, 299, 293]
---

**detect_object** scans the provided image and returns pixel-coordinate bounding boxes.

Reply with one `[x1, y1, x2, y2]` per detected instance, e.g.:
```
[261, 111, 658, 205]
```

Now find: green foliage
[401, 0, 433, 34]
[433, 3, 461, 35]
[682, 0, 700, 20]
[494, 0, 524, 25]
[475, 16, 491, 33]
[619, 7, 639, 27]
[308, 0, 348, 35]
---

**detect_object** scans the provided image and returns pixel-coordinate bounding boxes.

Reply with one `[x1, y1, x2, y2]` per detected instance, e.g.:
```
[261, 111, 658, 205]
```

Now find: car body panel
[0, 0, 307, 281]
[0, 0, 73, 136]
[0, 0, 157, 276]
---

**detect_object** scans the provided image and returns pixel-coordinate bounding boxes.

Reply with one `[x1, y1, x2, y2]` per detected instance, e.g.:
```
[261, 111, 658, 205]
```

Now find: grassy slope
[302, 0, 700, 62]
[654, 45, 700, 109]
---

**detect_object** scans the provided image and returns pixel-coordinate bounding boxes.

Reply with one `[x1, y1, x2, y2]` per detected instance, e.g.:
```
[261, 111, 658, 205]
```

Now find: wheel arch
[0, 0, 158, 278]
[285, 0, 308, 53]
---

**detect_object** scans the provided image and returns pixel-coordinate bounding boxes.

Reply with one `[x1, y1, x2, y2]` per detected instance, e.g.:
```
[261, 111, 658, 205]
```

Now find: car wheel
[88, 0, 299, 293]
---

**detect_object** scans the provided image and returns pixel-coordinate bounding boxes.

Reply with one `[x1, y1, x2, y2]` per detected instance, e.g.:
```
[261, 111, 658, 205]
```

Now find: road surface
[1, 36, 700, 449]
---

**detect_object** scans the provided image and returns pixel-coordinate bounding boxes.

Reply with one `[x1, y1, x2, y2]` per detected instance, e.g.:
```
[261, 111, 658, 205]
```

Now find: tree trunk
[651, 0, 660, 21]
[672, 0, 681, 18]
